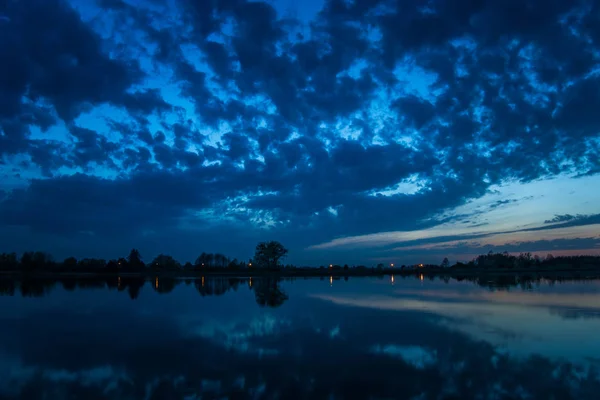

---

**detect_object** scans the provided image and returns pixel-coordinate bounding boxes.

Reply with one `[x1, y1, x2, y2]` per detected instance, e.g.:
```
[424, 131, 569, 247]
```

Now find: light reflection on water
[1, 275, 600, 399]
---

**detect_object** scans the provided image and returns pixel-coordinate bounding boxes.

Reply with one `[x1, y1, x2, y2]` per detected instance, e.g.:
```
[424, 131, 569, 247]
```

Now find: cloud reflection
[310, 287, 600, 363]
[1, 277, 600, 398]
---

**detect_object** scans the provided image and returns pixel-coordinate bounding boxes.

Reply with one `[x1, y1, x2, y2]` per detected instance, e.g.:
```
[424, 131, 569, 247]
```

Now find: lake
[1, 275, 600, 399]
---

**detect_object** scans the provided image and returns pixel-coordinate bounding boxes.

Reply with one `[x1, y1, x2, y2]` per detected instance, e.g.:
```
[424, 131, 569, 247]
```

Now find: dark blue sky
[0, 0, 599, 265]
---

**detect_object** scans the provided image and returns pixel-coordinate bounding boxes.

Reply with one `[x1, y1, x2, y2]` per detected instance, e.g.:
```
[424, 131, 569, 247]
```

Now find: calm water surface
[1, 275, 600, 399]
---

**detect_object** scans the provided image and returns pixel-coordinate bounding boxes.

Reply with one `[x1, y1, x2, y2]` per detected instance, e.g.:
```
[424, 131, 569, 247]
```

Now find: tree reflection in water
[0, 276, 289, 307]
[253, 277, 289, 308]
[1, 273, 598, 302]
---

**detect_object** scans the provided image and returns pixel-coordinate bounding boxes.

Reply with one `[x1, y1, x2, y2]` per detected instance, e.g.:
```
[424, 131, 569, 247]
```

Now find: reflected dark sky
[1, 276, 600, 399]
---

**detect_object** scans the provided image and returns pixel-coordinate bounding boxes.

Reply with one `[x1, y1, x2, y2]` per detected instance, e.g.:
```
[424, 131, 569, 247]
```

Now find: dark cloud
[0, 0, 142, 121]
[380, 214, 600, 254]
[489, 199, 519, 209]
[0, 0, 599, 263]
[540, 214, 600, 230]
[0, 0, 155, 179]
[0, 171, 216, 236]
[545, 214, 580, 224]
[433, 237, 600, 257]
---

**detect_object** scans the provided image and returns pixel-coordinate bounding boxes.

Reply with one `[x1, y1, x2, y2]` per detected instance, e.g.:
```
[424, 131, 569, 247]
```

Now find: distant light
[390, 263, 394, 268]
[329, 264, 333, 268]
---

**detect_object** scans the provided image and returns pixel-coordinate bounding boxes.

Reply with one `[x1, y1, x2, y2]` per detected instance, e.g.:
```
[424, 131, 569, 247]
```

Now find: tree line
[1, 246, 599, 274]
[453, 251, 600, 270]
[0, 241, 289, 273]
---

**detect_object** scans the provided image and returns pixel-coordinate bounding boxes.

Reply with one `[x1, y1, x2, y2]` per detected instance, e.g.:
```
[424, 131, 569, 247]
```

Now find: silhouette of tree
[63, 257, 78, 269]
[214, 253, 229, 268]
[151, 254, 180, 270]
[195, 252, 209, 268]
[20, 252, 34, 271]
[106, 260, 119, 273]
[0, 252, 18, 271]
[21, 251, 52, 272]
[78, 258, 106, 269]
[441, 257, 450, 268]
[127, 249, 144, 269]
[254, 241, 288, 269]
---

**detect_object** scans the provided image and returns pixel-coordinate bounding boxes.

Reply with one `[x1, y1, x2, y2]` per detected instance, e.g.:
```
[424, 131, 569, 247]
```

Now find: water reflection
[253, 278, 289, 308]
[1, 275, 600, 399]
[0, 276, 290, 308]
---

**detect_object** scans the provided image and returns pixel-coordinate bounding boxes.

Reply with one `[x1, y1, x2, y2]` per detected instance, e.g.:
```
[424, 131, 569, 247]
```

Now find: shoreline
[2, 266, 600, 279]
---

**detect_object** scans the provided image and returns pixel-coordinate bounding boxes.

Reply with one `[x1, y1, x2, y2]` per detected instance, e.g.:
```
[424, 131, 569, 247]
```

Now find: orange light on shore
[329, 264, 333, 269]
[390, 263, 394, 268]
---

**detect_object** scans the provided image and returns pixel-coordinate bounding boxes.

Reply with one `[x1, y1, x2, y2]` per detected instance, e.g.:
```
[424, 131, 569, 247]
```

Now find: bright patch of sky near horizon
[309, 174, 600, 262]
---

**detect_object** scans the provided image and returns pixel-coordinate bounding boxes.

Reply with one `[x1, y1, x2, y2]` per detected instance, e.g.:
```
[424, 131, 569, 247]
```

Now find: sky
[0, 0, 599, 266]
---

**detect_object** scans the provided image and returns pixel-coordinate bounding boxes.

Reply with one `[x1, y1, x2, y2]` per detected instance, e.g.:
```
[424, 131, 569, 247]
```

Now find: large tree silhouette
[253, 241, 288, 269]
[127, 249, 144, 269]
